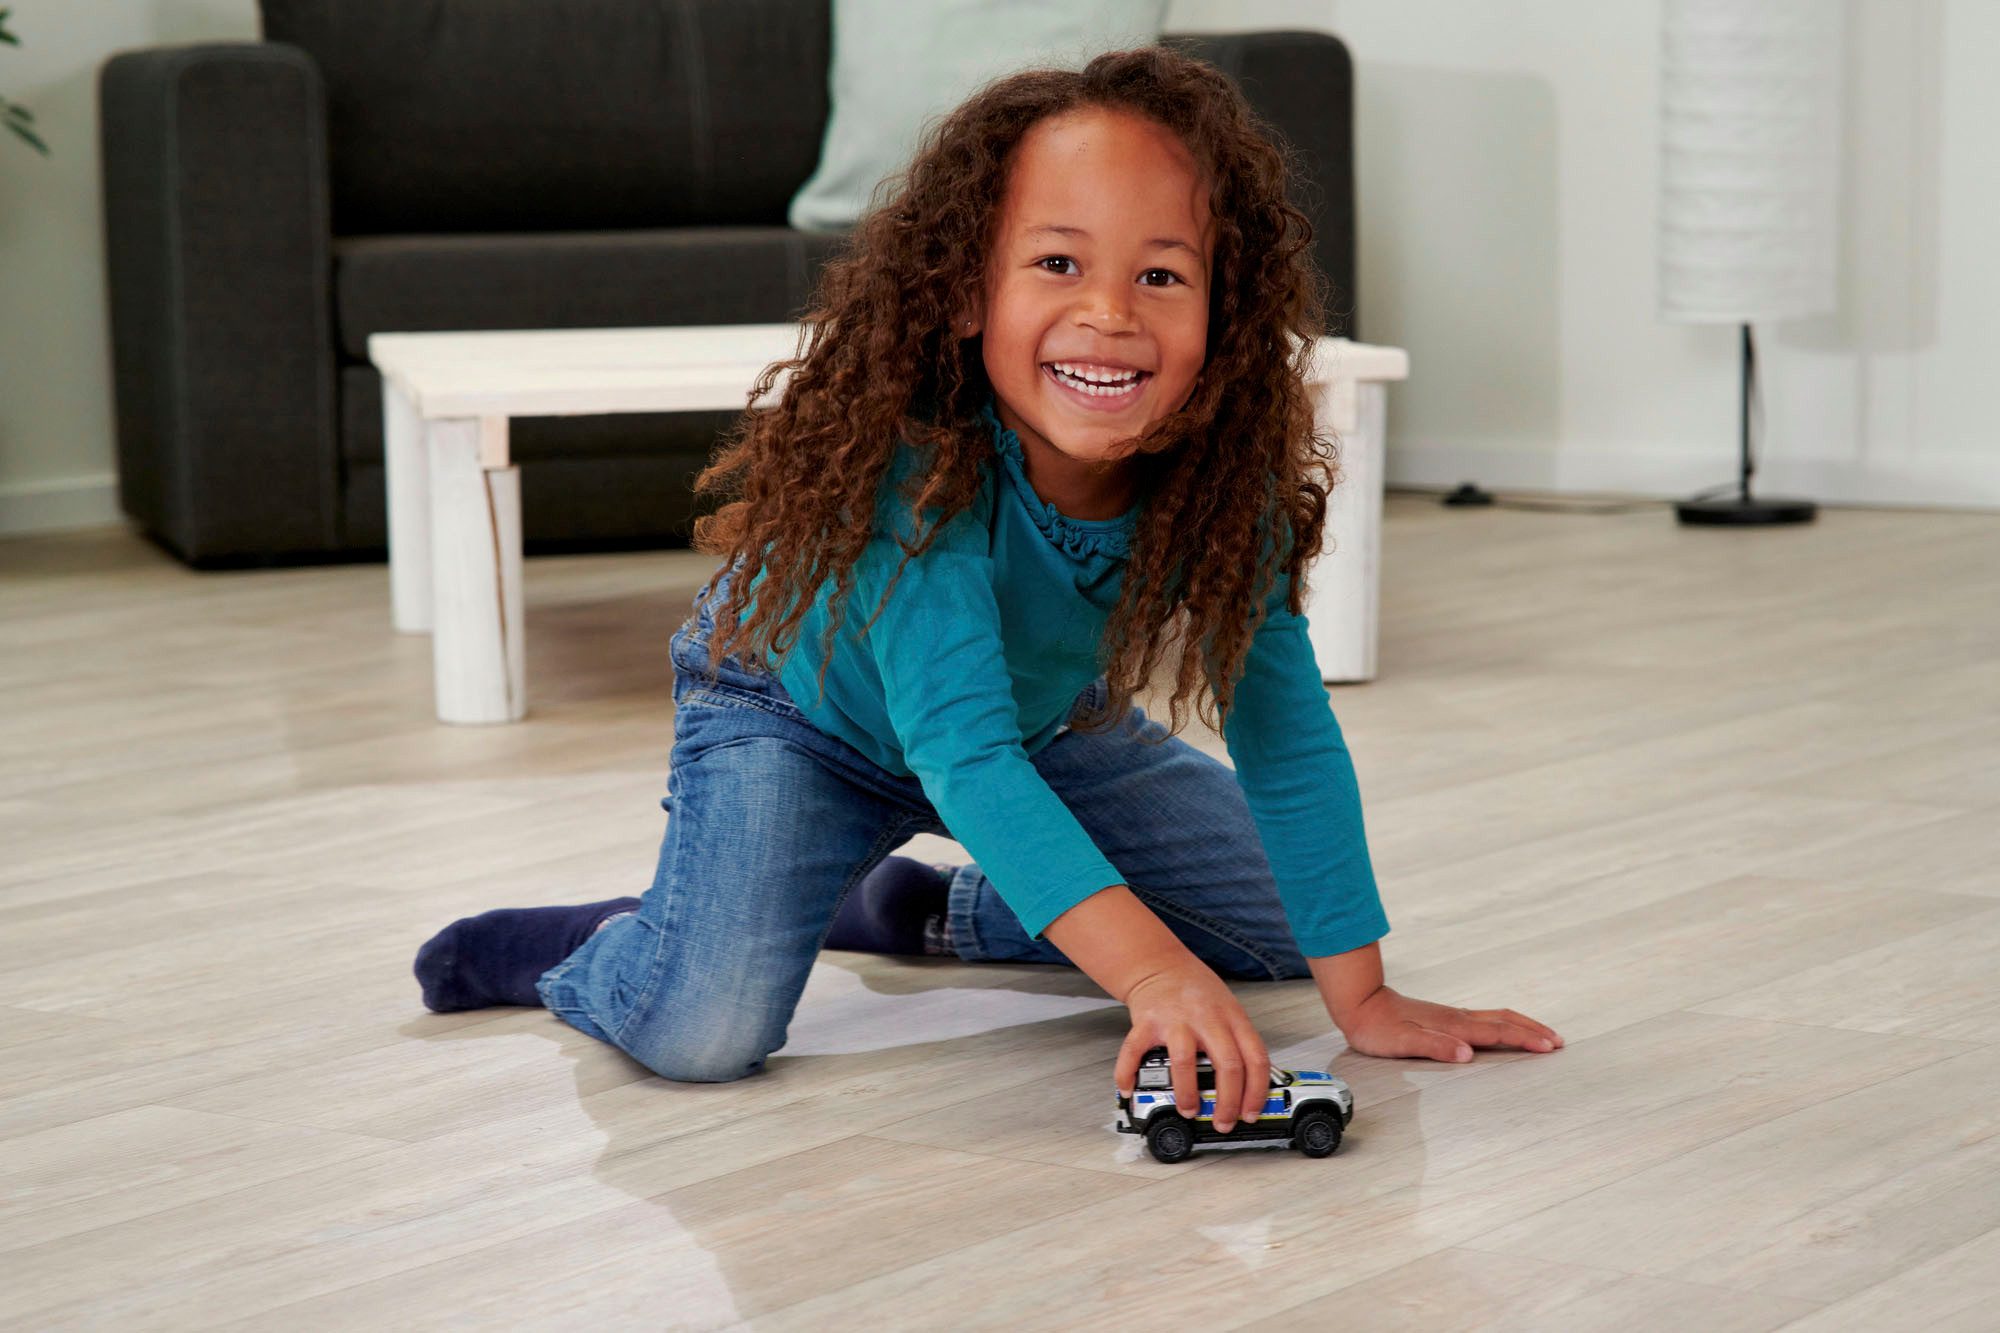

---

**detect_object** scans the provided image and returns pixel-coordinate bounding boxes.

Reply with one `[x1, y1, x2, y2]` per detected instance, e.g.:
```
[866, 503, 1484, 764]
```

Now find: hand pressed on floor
[1334, 983, 1564, 1062]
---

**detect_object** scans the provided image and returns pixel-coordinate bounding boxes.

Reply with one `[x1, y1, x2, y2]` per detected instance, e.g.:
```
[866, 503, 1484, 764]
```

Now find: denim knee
[619, 1017, 776, 1084]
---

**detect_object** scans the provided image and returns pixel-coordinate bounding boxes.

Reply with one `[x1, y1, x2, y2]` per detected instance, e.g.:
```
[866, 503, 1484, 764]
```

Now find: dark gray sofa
[98, 0, 1358, 567]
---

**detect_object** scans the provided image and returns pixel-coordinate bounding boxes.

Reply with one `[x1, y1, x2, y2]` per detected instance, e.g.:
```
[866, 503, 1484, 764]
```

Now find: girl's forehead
[997, 111, 1213, 254]
[1008, 108, 1204, 194]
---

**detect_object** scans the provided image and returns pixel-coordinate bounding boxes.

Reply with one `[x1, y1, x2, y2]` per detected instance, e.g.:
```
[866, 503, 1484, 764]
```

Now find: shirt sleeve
[857, 470, 1125, 942]
[1218, 564, 1392, 957]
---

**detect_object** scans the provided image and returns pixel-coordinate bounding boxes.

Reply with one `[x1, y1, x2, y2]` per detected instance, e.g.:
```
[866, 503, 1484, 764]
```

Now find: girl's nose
[1072, 293, 1136, 332]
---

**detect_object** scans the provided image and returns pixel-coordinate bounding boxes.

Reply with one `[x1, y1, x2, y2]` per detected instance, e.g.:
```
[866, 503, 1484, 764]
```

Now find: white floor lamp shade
[1657, 0, 1843, 526]
[1658, 0, 1843, 324]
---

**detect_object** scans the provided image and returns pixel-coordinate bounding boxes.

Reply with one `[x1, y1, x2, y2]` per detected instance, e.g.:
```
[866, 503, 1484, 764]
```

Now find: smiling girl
[414, 45, 1561, 1131]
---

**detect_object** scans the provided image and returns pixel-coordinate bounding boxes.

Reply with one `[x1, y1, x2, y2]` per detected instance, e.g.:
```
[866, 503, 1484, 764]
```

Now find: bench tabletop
[367, 322, 1406, 420]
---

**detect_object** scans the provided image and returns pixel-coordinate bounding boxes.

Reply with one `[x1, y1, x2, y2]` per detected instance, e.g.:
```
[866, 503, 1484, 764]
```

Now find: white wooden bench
[368, 324, 1407, 723]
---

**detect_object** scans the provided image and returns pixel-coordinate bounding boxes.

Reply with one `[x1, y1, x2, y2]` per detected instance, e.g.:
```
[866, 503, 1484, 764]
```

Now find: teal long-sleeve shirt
[739, 395, 1390, 956]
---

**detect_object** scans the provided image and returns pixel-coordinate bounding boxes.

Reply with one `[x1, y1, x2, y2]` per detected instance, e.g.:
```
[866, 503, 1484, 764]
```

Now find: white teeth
[1049, 362, 1145, 395]
[1053, 361, 1141, 384]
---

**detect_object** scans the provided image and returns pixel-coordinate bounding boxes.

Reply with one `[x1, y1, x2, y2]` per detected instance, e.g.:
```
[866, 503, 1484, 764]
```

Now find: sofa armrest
[1162, 30, 1359, 340]
[98, 42, 338, 563]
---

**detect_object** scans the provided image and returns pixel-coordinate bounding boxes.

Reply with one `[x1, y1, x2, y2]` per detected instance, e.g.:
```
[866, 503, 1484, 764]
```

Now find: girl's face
[967, 106, 1215, 520]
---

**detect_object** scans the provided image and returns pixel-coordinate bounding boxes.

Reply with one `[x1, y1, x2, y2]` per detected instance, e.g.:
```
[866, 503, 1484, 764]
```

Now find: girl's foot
[826, 856, 955, 957]
[413, 897, 641, 1012]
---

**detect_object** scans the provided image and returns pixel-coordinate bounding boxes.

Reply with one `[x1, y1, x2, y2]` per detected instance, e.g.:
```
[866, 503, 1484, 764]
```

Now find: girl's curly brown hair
[690, 42, 1344, 742]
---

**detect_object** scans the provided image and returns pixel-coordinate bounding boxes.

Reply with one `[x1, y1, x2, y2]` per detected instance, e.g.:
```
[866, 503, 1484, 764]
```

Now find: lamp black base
[1676, 496, 1818, 526]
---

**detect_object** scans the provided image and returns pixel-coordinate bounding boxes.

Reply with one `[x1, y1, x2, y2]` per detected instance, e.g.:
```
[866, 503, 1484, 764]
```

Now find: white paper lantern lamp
[1658, 0, 1844, 526]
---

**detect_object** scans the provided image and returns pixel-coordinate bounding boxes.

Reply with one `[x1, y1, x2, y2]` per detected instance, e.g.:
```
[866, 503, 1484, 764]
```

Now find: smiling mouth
[1041, 362, 1152, 401]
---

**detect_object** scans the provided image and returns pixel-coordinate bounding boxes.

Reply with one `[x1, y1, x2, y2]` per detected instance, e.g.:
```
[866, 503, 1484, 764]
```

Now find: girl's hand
[1334, 984, 1563, 1062]
[1115, 960, 1271, 1134]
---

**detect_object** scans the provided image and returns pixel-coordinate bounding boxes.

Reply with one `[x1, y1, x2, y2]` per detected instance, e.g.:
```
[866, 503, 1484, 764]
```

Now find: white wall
[0, 0, 1991, 537]
[1172, 0, 1998, 511]
[0, 1, 260, 536]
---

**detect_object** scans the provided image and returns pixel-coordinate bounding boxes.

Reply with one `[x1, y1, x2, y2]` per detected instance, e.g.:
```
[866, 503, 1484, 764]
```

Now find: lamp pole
[1675, 324, 1817, 526]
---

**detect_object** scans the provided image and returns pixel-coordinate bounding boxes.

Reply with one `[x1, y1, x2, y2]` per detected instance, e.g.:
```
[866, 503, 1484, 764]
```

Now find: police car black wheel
[1293, 1109, 1342, 1157]
[1146, 1116, 1195, 1164]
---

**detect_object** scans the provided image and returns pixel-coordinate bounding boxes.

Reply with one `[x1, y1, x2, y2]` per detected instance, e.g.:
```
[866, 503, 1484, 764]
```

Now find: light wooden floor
[3, 493, 1997, 1331]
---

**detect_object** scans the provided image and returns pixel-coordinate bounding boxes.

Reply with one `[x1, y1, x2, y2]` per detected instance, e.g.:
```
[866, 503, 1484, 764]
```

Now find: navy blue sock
[826, 856, 953, 956]
[413, 896, 641, 1013]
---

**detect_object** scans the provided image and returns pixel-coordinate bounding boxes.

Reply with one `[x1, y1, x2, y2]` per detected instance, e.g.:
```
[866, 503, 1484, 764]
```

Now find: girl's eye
[1036, 256, 1185, 286]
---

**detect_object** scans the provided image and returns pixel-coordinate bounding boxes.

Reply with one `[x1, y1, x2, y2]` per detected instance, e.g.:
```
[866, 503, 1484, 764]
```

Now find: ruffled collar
[978, 394, 1139, 561]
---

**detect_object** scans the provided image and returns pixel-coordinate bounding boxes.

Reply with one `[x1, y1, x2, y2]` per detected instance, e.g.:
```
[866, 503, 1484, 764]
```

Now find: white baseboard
[0, 474, 123, 536]
[1384, 440, 2000, 512]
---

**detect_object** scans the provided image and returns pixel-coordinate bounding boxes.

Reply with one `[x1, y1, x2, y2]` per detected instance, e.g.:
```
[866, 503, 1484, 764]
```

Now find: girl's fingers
[1504, 1018, 1560, 1050]
[1201, 1028, 1263, 1129]
[1117, 1020, 1291, 1122]
[1408, 1023, 1472, 1063]
[1115, 1024, 1163, 1097]
[1237, 1025, 1269, 1123]
[1467, 1007, 1563, 1045]
[1169, 1034, 1201, 1118]
[1207, 1044, 1242, 1131]
[1499, 1008, 1564, 1045]
[1453, 1011, 1562, 1052]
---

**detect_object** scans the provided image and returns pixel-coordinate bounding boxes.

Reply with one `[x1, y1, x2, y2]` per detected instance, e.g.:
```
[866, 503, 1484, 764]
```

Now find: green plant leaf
[6, 121, 49, 154]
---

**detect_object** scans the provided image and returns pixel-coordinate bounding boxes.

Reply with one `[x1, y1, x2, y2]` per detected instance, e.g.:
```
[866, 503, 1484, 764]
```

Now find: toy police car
[1115, 1045, 1353, 1163]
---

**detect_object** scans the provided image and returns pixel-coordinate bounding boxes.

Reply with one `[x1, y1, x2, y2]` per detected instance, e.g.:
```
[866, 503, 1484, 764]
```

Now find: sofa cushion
[260, 0, 832, 234]
[789, 0, 1166, 232]
[331, 226, 850, 362]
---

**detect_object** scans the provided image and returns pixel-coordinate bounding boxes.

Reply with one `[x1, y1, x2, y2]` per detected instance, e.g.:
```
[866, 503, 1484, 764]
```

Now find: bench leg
[385, 377, 433, 633]
[427, 417, 525, 723]
[1307, 379, 1385, 683]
